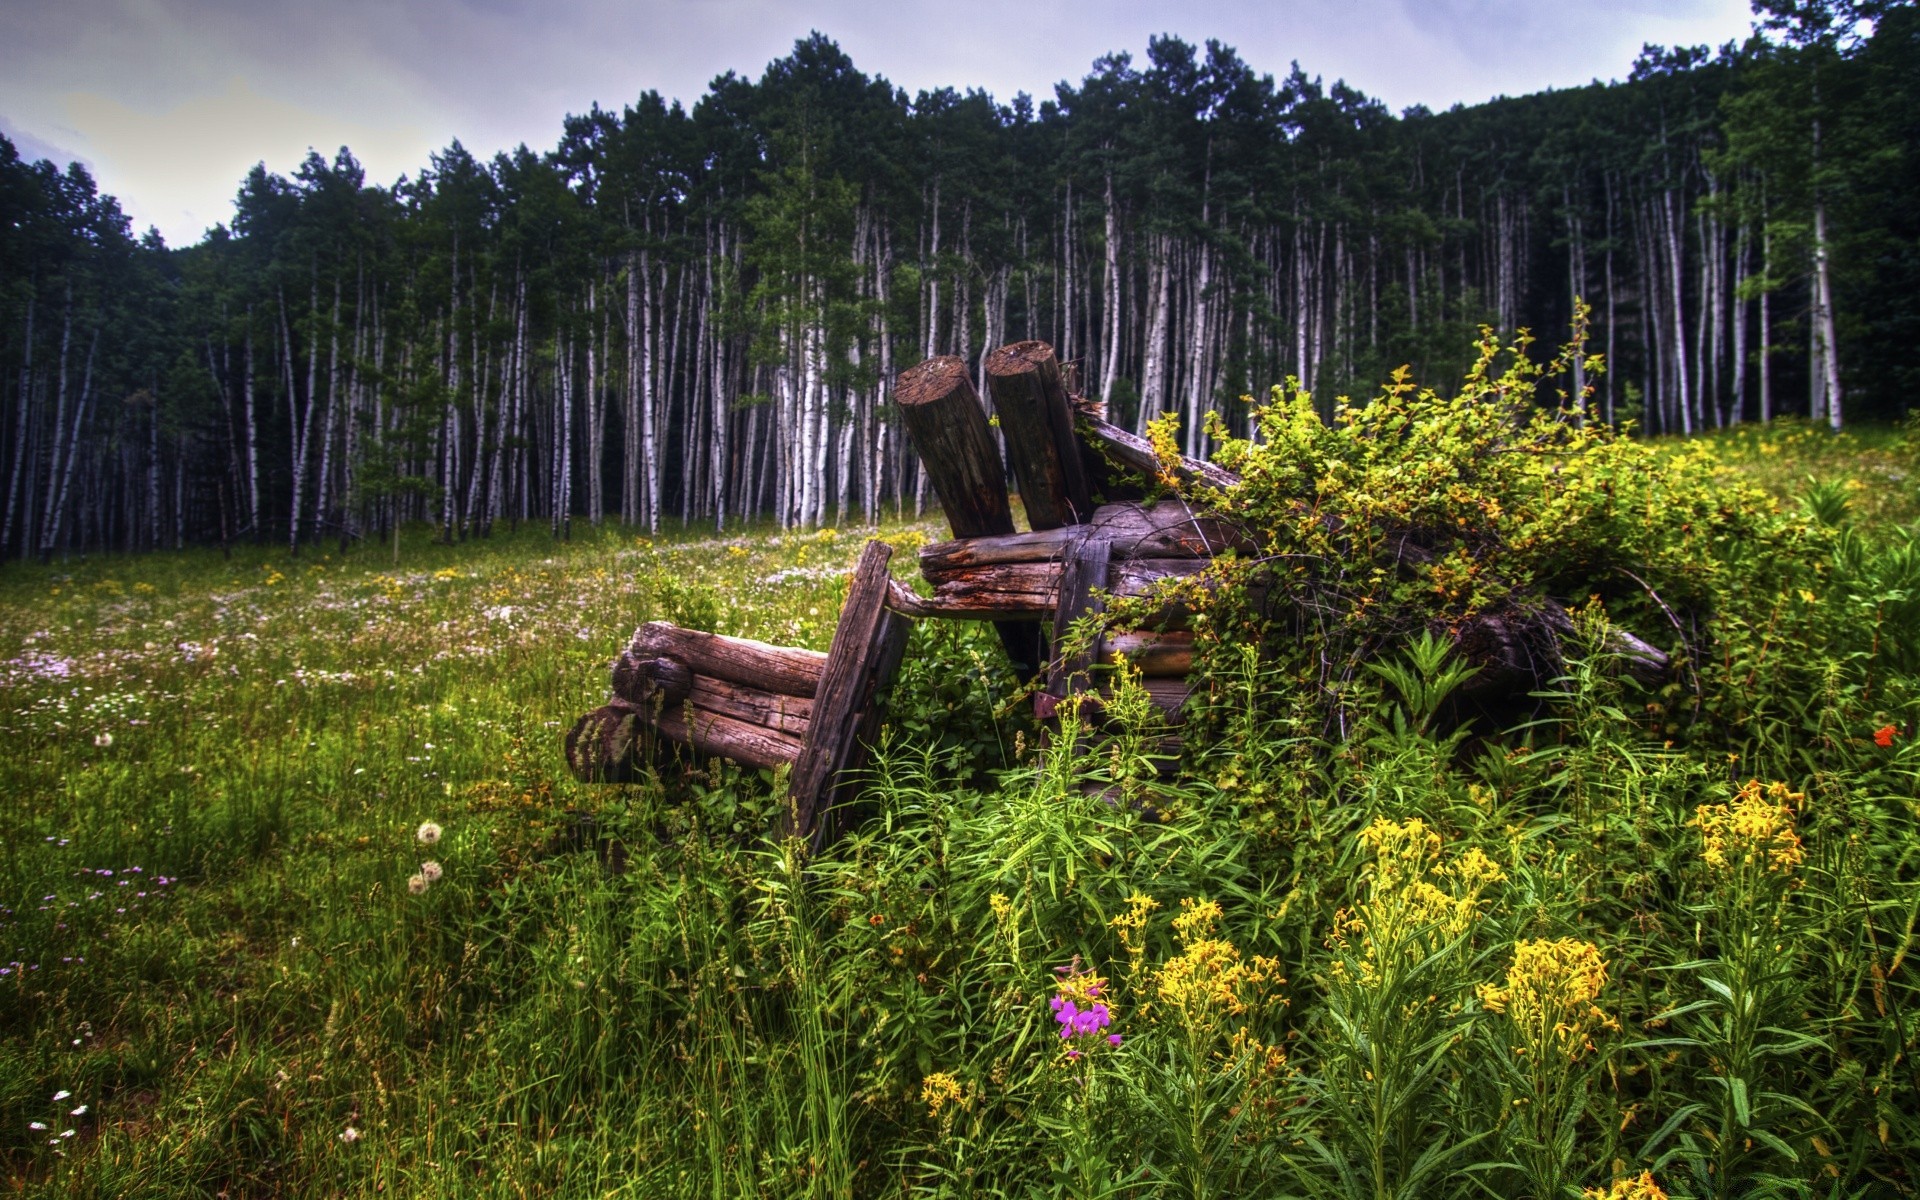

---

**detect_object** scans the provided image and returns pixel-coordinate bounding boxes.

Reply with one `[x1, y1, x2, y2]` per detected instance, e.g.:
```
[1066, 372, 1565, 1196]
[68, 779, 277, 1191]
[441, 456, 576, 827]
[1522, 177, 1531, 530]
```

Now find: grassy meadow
[1, 418, 1917, 1198]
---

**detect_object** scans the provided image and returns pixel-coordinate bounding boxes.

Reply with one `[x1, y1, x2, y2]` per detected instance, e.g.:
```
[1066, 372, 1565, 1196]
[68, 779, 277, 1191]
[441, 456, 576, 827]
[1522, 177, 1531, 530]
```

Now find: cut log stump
[985, 341, 1093, 530]
[896, 355, 1044, 678]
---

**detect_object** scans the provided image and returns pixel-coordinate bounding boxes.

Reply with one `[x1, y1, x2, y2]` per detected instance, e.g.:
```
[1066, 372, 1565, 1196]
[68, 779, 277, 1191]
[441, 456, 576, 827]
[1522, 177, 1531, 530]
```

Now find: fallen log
[629, 622, 826, 698]
[609, 653, 695, 709]
[919, 500, 1252, 574]
[565, 703, 647, 782]
[900, 556, 1220, 622]
[1102, 630, 1194, 677]
[687, 676, 814, 738]
[656, 703, 807, 772]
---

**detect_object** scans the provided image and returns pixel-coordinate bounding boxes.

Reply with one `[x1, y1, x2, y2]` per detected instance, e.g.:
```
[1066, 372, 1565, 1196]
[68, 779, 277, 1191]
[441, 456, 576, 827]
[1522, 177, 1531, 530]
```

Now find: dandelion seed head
[420, 860, 443, 883]
[416, 820, 442, 846]
[407, 874, 428, 895]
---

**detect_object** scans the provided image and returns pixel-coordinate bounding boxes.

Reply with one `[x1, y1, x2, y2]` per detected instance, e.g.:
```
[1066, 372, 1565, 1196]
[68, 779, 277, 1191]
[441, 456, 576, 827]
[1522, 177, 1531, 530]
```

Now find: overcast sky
[2, 0, 1758, 248]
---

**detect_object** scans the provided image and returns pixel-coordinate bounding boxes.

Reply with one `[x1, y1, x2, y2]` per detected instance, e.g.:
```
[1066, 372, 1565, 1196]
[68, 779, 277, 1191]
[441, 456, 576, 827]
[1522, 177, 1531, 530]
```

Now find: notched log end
[610, 653, 693, 708]
[565, 704, 641, 783]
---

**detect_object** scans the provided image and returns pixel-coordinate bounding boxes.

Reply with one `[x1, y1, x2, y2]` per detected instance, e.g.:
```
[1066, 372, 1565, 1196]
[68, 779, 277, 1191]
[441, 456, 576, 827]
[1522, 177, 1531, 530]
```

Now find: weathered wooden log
[609, 653, 695, 709]
[1039, 678, 1194, 724]
[655, 703, 806, 771]
[1102, 630, 1194, 677]
[984, 341, 1093, 530]
[902, 556, 1220, 621]
[789, 541, 913, 844]
[629, 622, 826, 698]
[1041, 533, 1110, 713]
[920, 501, 1253, 574]
[896, 356, 1016, 536]
[565, 703, 647, 782]
[1075, 411, 1241, 494]
[688, 675, 814, 738]
[895, 355, 1045, 677]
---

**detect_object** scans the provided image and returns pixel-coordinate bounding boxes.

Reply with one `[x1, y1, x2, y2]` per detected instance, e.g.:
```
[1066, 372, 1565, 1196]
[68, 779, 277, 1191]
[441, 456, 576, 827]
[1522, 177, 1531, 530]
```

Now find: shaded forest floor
[0, 419, 1915, 1198]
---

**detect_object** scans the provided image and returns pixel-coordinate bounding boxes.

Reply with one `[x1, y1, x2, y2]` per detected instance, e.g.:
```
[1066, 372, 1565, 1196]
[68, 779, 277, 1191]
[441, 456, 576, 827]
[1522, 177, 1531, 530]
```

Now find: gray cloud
[2, 0, 1756, 245]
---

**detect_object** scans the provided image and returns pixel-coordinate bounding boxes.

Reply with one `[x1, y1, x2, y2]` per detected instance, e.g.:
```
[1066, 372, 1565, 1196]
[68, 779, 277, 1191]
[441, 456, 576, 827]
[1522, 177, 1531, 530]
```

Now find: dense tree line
[2, 5, 1915, 558]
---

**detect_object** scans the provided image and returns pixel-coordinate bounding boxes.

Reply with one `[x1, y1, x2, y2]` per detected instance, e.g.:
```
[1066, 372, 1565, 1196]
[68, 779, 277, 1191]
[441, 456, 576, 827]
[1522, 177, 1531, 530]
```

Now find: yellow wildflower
[1330, 820, 1503, 987]
[1693, 780, 1804, 875]
[1478, 938, 1617, 1060]
[920, 1072, 966, 1118]
[1108, 892, 1160, 982]
[1582, 1170, 1668, 1200]
[1155, 898, 1282, 1032]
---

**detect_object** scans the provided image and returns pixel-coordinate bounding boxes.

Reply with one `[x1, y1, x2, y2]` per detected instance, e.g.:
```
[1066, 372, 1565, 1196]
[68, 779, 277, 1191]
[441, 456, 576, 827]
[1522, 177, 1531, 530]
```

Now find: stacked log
[566, 540, 909, 847]
[565, 624, 823, 781]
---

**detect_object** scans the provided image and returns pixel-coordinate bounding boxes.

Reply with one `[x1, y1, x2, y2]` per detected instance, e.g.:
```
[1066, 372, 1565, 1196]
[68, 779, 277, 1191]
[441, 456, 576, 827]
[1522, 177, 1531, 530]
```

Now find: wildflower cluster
[1582, 1171, 1669, 1200]
[1153, 898, 1283, 1035]
[1050, 959, 1121, 1057]
[1477, 938, 1617, 1060]
[26, 1088, 86, 1152]
[1108, 891, 1159, 984]
[1693, 780, 1804, 876]
[1329, 818, 1504, 983]
[920, 1071, 967, 1118]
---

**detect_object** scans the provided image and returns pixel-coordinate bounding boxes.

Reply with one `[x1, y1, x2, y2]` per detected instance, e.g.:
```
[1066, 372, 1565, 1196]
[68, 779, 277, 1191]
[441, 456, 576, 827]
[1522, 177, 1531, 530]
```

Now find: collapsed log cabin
[566, 338, 1670, 845]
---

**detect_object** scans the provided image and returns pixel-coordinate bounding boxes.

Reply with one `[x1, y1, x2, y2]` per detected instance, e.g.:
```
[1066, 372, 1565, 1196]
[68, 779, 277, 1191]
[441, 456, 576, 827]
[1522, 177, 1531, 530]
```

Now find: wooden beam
[788, 541, 912, 845]
[919, 501, 1252, 574]
[688, 675, 814, 738]
[985, 341, 1093, 530]
[1101, 630, 1194, 677]
[1076, 412, 1240, 494]
[628, 622, 826, 698]
[655, 703, 806, 771]
[609, 653, 694, 709]
[1037, 532, 1110, 718]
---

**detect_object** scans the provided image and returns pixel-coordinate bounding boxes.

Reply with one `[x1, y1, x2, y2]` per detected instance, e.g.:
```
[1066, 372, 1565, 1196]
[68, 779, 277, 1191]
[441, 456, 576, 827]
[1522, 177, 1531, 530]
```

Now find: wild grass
[0, 420, 1915, 1198]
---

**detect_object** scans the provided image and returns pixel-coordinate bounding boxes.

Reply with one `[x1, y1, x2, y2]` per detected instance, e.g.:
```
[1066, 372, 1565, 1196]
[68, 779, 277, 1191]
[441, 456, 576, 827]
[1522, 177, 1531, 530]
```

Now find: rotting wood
[788, 540, 910, 844]
[655, 702, 806, 771]
[919, 501, 1251, 573]
[1037, 533, 1110, 718]
[1101, 630, 1193, 677]
[629, 621, 826, 697]
[565, 703, 645, 783]
[984, 341, 1093, 530]
[609, 653, 694, 709]
[895, 354, 1044, 677]
[687, 675, 814, 738]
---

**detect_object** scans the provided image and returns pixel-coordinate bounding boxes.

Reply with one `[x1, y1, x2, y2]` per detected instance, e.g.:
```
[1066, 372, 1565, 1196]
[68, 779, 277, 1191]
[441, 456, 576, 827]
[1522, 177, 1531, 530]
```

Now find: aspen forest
[3, 14, 1918, 560]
